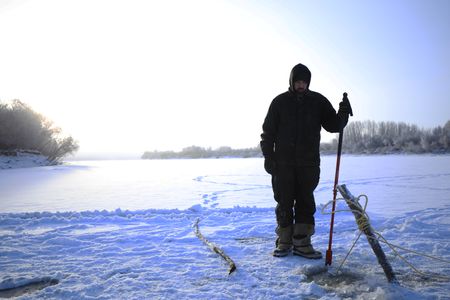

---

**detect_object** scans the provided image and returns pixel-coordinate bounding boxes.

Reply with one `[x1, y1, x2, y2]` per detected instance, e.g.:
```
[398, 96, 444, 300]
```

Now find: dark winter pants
[271, 165, 320, 227]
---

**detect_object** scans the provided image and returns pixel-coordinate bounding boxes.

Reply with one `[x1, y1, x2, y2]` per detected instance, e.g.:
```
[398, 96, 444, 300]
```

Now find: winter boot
[273, 225, 293, 257]
[292, 224, 322, 259]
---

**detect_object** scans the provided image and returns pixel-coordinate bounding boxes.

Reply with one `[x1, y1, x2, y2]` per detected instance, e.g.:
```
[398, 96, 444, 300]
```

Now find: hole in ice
[303, 266, 363, 287]
[0, 278, 59, 298]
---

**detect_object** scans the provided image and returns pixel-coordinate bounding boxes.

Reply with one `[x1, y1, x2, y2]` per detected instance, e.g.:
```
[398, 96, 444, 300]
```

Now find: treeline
[0, 100, 79, 162]
[142, 120, 450, 159]
[338, 120, 450, 154]
[142, 145, 261, 159]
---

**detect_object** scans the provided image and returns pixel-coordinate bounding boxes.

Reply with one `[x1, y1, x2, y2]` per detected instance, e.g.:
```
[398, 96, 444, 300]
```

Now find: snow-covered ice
[0, 156, 449, 299]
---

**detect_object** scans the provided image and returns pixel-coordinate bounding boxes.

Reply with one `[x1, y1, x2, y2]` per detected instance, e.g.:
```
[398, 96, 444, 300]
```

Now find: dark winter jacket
[260, 65, 348, 167]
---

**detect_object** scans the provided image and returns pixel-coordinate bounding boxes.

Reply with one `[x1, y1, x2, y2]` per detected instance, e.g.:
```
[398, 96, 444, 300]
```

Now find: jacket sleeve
[321, 97, 349, 133]
[260, 100, 278, 158]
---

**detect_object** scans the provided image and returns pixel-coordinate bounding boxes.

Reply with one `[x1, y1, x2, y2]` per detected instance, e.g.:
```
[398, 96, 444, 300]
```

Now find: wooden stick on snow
[194, 218, 236, 274]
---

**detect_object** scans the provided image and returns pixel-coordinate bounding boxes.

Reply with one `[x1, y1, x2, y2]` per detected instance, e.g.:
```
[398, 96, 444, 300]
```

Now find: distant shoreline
[2, 152, 448, 168]
[141, 150, 450, 160]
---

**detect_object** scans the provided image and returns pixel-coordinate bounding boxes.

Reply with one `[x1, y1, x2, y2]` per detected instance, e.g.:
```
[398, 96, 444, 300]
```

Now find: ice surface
[0, 155, 449, 299]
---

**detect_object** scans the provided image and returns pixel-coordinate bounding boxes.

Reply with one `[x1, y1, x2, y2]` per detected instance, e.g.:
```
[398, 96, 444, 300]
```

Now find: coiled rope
[322, 195, 450, 280]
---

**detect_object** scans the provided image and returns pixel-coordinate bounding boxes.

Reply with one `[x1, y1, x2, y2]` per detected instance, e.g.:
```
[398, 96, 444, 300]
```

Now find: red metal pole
[325, 92, 351, 266]
[325, 129, 343, 266]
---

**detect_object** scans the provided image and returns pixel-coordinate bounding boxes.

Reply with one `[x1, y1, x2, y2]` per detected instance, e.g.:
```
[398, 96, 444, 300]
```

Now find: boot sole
[293, 250, 322, 259]
[273, 250, 291, 257]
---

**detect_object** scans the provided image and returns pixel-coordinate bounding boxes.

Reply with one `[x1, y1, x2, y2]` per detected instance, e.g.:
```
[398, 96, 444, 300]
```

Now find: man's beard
[295, 88, 307, 95]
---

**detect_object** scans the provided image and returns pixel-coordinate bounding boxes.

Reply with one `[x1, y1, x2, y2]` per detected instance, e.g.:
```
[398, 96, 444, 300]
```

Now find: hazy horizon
[1, 0, 449, 153]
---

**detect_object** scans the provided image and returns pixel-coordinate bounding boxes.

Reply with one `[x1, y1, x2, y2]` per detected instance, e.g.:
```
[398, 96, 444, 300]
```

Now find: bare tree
[0, 100, 79, 161]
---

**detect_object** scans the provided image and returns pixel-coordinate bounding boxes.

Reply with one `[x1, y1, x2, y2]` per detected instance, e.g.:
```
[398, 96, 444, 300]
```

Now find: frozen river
[1, 155, 449, 215]
[1, 155, 450, 299]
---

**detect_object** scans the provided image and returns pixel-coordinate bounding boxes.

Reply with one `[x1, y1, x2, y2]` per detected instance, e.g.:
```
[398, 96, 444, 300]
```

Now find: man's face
[294, 80, 308, 94]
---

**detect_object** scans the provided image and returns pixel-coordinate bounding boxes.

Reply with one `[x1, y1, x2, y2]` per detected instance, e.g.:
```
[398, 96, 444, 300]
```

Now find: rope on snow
[322, 184, 450, 281]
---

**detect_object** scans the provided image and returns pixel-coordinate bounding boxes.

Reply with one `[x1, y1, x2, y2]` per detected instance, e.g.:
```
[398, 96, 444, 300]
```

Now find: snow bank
[0, 150, 52, 169]
[1, 205, 449, 299]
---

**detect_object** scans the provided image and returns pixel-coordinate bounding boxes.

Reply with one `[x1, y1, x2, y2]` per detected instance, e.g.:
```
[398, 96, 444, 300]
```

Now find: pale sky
[1, 0, 449, 154]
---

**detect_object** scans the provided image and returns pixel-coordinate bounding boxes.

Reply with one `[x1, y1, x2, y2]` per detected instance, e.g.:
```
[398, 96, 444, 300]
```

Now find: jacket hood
[289, 63, 311, 91]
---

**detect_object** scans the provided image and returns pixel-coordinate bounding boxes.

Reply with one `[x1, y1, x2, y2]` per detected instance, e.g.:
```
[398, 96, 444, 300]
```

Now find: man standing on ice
[260, 63, 351, 258]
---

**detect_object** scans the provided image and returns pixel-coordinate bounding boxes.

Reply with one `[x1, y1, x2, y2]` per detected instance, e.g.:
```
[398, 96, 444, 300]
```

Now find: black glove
[338, 92, 353, 116]
[338, 100, 352, 115]
[264, 158, 276, 175]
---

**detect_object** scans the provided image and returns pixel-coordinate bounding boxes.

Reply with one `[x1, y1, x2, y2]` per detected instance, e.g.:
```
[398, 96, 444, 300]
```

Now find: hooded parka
[260, 63, 347, 166]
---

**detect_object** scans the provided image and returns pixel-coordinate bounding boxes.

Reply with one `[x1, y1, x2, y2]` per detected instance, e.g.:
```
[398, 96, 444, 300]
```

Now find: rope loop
[322, 193, 450, 280]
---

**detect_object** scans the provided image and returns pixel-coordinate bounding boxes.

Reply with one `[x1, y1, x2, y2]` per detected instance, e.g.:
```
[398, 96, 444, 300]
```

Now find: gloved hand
[338, 92, 353, 116]
[264, 158, 276, 175]
[338, 100, 352, 115]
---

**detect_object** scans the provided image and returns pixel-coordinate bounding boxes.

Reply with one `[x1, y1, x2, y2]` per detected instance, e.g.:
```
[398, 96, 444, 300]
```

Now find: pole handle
[343, 92, 353, 117]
